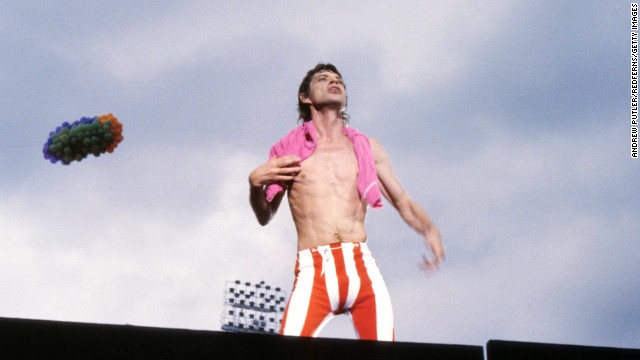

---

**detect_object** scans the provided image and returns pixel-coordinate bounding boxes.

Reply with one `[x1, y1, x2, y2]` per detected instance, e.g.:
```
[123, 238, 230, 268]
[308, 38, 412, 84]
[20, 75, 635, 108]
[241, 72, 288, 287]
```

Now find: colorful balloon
[43, 114, 124, 165]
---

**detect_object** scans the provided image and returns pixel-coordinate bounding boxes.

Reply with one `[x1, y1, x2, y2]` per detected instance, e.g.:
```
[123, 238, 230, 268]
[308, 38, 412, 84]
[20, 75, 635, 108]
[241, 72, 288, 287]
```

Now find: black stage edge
[487, 340, 640, 360]
[0, 317, 483, 360]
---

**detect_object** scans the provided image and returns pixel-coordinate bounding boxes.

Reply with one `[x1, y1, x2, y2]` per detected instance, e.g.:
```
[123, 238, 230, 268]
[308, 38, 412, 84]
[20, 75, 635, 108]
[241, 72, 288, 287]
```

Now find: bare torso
[287, 133, 368, 250]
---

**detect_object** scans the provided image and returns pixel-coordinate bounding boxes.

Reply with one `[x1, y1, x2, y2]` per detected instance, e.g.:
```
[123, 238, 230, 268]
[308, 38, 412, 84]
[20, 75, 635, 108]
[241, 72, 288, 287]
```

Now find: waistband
[299, 241, 367, 256]
[297, 242, 368, 277]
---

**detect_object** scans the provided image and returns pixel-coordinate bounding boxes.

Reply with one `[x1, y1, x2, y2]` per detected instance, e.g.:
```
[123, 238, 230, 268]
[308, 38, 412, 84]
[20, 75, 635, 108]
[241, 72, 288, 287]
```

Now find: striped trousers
[280, 242, 394, 341]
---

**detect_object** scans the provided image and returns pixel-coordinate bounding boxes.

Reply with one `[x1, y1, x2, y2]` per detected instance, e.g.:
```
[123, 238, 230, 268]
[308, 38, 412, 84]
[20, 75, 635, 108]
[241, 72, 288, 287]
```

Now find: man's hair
[297, 63, 349, 122]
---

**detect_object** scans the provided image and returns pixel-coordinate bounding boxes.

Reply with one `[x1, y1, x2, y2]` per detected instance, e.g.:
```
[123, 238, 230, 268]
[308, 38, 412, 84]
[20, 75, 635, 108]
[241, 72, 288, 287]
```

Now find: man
[249, 63, 444, 341]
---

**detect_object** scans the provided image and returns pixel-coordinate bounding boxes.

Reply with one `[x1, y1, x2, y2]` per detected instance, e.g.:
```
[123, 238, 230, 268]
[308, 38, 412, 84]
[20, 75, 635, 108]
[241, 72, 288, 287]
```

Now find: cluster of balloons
[42, 114, 124, 165]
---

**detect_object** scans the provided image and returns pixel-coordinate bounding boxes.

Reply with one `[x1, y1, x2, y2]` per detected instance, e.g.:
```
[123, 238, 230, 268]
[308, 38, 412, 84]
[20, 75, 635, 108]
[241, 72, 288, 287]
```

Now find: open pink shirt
[265, 121, 383, 209]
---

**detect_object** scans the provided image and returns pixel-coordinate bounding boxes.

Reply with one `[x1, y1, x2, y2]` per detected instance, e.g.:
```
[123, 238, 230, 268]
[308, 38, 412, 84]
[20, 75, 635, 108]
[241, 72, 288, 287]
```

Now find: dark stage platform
[1, 317, 637, 359]
[487, 339, 640, 360]
[0, 317, 482, 359]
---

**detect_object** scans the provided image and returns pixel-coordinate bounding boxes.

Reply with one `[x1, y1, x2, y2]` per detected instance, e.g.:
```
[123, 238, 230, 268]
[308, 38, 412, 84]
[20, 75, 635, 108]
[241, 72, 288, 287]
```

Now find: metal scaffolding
[221, 280, 287, 334]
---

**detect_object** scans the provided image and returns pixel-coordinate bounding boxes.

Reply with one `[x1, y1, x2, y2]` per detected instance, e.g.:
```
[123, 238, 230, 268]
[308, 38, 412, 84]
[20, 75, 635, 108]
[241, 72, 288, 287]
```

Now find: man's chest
[298, 140, 358, 184]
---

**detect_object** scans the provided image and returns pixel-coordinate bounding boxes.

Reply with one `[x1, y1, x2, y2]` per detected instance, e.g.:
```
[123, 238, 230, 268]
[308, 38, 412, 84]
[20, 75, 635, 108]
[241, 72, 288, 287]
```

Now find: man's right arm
[249, 184, 283, 226]
[248, 156, 301, 225]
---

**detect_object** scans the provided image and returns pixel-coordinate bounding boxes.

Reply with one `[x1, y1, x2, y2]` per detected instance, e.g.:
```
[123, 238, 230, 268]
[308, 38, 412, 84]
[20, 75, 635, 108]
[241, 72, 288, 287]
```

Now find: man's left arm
[370, 138, 445, 271]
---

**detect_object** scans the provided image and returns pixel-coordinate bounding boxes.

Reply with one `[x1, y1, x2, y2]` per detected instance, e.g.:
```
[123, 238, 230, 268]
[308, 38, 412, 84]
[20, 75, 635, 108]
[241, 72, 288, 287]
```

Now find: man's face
[301, 70, 347, 110]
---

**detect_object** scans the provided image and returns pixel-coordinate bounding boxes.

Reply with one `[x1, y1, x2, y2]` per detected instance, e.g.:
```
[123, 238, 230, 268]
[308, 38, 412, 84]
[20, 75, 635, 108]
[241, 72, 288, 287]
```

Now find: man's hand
[249, 156, 300, 226]
[249, 156, 301, 188]
[419, 226, 445, 274]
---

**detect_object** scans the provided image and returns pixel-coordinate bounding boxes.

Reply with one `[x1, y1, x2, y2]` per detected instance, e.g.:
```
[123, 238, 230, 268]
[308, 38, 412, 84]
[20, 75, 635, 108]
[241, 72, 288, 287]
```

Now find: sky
[1, 0, 638, 351]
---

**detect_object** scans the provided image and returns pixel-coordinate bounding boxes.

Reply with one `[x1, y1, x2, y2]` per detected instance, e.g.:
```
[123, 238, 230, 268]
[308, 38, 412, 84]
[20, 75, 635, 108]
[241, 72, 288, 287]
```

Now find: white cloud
[41, 1, 514, 92]
[0, 145, 296, 329]
[378, 118, 639, 346]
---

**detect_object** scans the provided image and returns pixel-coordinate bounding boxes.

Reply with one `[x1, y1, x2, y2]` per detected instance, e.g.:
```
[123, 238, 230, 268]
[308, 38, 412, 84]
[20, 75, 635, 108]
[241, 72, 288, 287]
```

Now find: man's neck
[310, 109, 345, 140]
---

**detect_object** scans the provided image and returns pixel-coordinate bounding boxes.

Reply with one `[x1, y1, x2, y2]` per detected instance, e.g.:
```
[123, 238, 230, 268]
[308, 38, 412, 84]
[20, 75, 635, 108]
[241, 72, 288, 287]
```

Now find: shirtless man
[249, 63, 444, 341]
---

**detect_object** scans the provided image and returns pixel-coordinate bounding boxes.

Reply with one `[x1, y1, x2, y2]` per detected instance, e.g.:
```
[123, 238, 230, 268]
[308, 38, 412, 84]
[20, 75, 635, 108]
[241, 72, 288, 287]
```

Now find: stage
[1, 317, 637, 359]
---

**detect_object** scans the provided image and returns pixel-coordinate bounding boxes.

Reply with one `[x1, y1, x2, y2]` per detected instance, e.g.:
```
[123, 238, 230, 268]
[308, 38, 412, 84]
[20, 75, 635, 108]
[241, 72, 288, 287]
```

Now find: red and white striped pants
[280, 242, 394, 341]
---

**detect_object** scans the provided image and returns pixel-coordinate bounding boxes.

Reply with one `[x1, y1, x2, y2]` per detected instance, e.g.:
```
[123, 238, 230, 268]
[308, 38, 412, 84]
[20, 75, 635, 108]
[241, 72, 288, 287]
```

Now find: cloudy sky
[1, 0, 637, 350]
